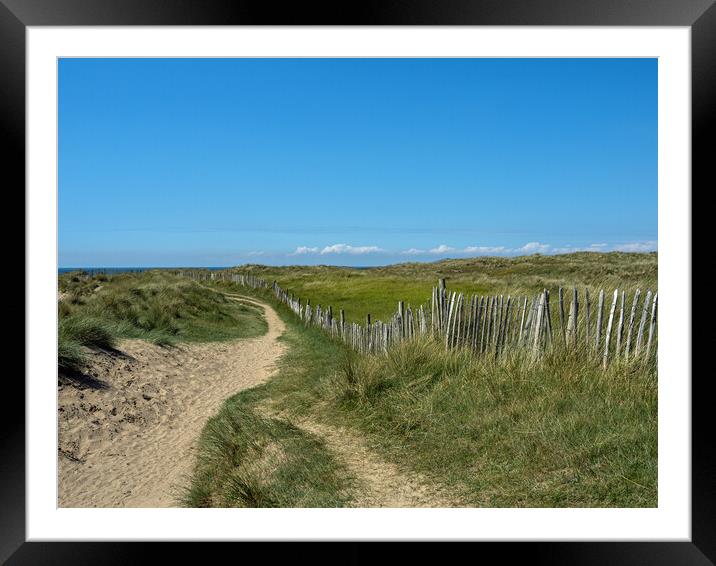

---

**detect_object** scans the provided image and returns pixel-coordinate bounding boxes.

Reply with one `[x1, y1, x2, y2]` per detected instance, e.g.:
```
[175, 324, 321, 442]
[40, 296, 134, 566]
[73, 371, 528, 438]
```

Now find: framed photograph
[8, 0, 710, 563]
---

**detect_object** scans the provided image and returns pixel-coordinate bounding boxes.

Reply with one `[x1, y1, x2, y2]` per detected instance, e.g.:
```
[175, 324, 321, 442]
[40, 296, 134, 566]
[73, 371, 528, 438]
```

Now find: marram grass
[187, 281, 657, 508]
[57, 270, 267, 372]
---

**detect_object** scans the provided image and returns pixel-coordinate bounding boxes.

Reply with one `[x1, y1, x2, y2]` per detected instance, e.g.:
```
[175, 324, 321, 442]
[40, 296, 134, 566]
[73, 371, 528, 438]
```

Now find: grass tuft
[183, 400, 352, 508]
[58, 315, 117, 371]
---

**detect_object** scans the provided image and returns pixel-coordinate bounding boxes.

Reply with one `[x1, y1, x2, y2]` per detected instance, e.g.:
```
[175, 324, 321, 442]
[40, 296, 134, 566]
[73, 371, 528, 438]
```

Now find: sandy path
[255, 381, 463, 507]
[58, 296, 286, 508]
[259, 402, 461, 508]
[59, 290, 460, 508]
[300, 420, 461, 507]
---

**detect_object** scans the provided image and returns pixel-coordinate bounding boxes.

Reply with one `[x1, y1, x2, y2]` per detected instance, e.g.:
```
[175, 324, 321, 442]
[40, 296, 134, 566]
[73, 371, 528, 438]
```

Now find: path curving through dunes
[58, 295, 286, 508]
[59, 291, 459, 508]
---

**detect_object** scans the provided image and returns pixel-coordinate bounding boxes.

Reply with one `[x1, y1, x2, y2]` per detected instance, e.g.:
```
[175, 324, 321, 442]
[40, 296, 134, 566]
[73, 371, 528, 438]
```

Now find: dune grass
[183, 401, 353, 508]
[188, 279, 657, 508]
[332, 339, 657, 507]
[58, 270, 267, 372]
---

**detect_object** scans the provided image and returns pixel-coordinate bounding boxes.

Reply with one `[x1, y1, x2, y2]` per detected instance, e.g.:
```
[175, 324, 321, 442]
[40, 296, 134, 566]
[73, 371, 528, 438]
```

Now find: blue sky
[59, 58, 657, 267]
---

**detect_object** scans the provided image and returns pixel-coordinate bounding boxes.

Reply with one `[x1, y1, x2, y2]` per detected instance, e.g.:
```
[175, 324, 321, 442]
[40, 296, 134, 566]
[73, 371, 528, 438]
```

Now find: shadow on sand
[58, 345, 138, 390]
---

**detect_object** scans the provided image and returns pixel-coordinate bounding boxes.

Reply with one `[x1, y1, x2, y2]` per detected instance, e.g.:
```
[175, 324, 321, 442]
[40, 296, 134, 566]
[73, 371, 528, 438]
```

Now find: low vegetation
[233, 252, 657, 322]
[189, 272, 657, 507]
[183, 397, 353, 508]
[58, 270, 267, 372]
[334, 339, 656, 507]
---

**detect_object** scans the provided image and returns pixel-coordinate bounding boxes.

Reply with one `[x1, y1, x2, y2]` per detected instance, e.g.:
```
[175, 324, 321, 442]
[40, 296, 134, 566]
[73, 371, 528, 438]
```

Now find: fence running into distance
[179, 270, 658, 368]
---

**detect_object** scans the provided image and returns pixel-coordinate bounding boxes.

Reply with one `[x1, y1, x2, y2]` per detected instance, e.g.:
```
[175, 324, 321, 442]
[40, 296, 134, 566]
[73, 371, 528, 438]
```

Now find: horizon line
[58, 249, 658, 270]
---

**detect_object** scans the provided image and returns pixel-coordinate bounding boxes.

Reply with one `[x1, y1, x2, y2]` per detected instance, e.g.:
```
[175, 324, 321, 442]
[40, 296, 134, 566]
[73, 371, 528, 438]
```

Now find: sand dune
[58, 296, 286, 508]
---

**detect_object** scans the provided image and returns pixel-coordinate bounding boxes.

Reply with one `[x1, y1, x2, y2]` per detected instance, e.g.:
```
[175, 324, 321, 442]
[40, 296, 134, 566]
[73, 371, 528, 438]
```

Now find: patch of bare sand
[58, 296, 286, 508]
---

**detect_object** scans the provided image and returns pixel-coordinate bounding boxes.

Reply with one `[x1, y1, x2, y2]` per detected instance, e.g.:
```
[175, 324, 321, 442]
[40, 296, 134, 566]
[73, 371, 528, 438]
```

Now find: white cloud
[550, 243, 608, 254]
[290, 240, 657, 258]
[429, 244, 456, 254]
[291, 246, 320, 255]
[320, 244, 384, 255]
[514, 241, 551, 254]
[423, 243, 550, 256]
[463, 245, 510, 254]
[291, 244, 384, 256]
[612, 240, 657, 252]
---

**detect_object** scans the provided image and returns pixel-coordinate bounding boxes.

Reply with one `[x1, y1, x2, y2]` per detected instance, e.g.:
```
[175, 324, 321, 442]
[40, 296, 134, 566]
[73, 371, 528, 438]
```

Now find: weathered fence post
[558, 287, 567, 346]
[498, 296, 512, 357]
[646, 293, 658, 359]
[603, 289, 619, 368]
[523, 297, 535, 346]
[475, 296, 485, 353]
[635, 290, 653, 357]
[465, 295, 474, 348]
[595, 289, 605, 354]
[615, 291, 625, 358]
[572, 287, 579, 349]
[445, 292, 456, 350]
[438, 279, 446, 334]
[584, 288, 591, 349]
[624, 289, 641, 359]
[544, 290, 553, 346]
[566, 300, 575, 348]
[532, 290, 546, 358]
[518, 296, 528, 344]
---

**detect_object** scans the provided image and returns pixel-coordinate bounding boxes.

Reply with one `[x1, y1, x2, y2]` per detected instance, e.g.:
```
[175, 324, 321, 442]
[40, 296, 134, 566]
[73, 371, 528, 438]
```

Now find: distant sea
[58, 267, 228, 275]
[58, 265, 380, 276]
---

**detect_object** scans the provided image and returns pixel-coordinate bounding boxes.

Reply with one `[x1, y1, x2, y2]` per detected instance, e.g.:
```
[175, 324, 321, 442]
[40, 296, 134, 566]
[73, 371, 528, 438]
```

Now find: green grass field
[229, 252, 657, 322]
[58, 270, 267, 372]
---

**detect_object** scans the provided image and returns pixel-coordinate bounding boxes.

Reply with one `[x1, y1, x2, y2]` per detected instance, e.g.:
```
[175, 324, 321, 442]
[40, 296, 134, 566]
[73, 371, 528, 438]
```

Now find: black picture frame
[6, 1, 710, 563]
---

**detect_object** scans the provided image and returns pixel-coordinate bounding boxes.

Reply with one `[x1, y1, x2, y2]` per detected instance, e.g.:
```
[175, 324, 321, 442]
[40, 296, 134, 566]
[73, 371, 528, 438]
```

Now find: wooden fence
[178, 270, 657, 368]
